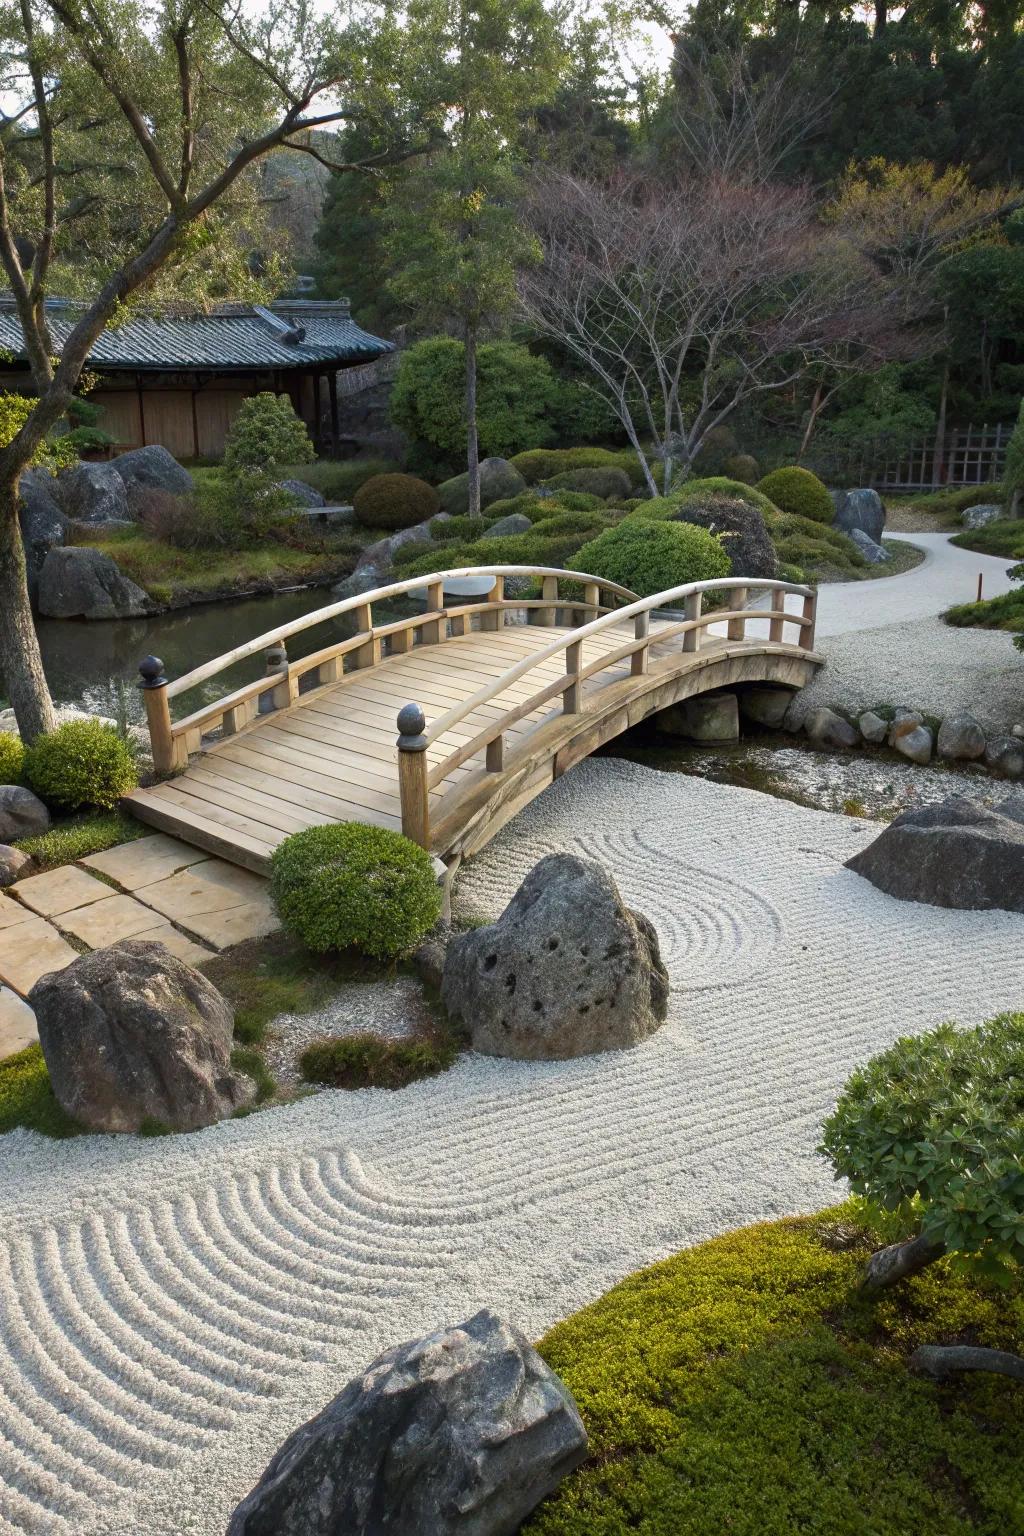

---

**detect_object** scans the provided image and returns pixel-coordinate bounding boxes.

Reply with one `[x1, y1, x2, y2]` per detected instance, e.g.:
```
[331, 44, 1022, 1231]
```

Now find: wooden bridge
[126, 566, 822, 870]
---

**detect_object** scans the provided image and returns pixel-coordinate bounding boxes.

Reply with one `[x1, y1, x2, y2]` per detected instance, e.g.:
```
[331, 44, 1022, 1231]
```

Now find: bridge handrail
[423, 575, 815, 752]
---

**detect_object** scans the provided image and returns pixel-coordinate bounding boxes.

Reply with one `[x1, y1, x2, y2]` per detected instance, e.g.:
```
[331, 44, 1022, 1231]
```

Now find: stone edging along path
[0, 758, 1021, 1536]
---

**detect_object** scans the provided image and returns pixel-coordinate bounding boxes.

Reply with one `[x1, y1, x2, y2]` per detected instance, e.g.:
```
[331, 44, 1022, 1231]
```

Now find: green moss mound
[352, 472, 440, 532]
[23, 720, 138, 812]
[545, 467, 633, 500]
[14, 811, 147, 871]
[511, 447, 648, 488]
[0, 1045, 80, 1138]
[299, 1031, 458, 1090]
[757, 466, 834, 524]
[269, 822, 442, 961]
[576, 519, 730, 598]
[945, 588, 1024, 633]
[950, 519, 1024, 561]
[0, 731, 25, 785]
[525, 1207, 1024, 1535]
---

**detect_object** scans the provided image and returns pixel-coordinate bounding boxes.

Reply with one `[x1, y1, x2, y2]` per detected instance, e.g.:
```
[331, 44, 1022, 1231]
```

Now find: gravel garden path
[0, 758, 1021, 1536]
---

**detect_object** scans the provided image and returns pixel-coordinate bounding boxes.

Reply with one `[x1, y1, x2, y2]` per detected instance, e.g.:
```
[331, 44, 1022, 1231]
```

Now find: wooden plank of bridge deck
[213, 738, 405, 817]
[186, 752, 406, 826]
[128, 786, 278, 864]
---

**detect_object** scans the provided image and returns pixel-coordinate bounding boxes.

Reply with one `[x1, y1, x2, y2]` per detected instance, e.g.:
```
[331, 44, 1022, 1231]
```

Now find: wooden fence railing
[806, 421, 1012, 492]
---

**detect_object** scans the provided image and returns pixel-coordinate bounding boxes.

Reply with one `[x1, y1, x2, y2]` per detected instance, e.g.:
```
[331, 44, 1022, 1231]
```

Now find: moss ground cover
[0, 1045, 79, 1138]
[14, 811, 148, 871]
[526, 1208, 1024, 1535]
[199, 932, 373, 1046]
[950, 519, 1024, 561]
[298, 1031, 459, 1090]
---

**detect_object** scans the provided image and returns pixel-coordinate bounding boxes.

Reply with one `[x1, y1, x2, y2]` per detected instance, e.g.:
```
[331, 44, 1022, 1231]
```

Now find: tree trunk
[932, 358, 949, 489]
[860, 1233, 945, 1297]
[874, 0, 887, 32]
[0, 478, 55, 742]
[912, 1345, 1024, 1382]
[797, 381, 824, 463]
[465, 322, 481, 519]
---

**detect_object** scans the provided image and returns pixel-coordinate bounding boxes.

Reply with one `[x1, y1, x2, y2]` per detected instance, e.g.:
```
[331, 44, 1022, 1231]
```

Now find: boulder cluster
[799, 703, 1023, 777]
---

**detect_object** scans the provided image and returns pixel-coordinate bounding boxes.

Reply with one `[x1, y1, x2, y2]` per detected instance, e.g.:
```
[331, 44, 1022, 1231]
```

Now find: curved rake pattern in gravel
[1, 760, 1022, 1536]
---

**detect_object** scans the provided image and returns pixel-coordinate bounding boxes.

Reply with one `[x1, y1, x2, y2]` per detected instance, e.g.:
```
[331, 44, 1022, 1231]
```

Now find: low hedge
[353, 472, 440, 532]
[22, 720, 138, 812]
[275, 458, 402, 502]
[269, 822, 442, 960]
[546, 467, 633, 500]
[299, 1032, 458, 1090]
[0, 732, 24, 785]
[757, 466, 834, 525]
[511, 447, 649, 488]
[524, 1207, 1024, 1534]
[575, 519, 730, 598]
[950, 518, 1024, 561]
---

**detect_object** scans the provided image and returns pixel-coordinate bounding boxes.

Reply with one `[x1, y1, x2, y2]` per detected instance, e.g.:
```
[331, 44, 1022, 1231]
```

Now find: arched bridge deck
[126, 567, 823, 870]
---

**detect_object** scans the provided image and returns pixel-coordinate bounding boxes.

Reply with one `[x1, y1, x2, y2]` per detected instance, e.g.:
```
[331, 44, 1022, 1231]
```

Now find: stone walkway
[0, 835, 280, 1057]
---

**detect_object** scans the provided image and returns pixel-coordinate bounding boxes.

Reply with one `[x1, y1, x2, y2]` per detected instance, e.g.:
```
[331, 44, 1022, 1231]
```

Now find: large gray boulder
[277, 478, 325, 508]
[960, 503, 1003, 530]
[858, 710, 888, 744]
[30, 938, 250, 1133]
[848, 527, 891, 564]
[739, 686, 793, 729]
[487, 511, 533, 538]
[18, 467, 66, 600]
[0, 784, 49, 842]
[660, 692, 739, 743]
[441, 853, 668, 1060]
[111, 444, 194, 496]
[0, 843, 33, 887]
[349, 513, 452, 583]
[37, 546, 151, 619]
[54, 461, 130, 523]
[846, 798, 1024, 912]
[892, 721, 933, 765]
[985, 735, 1024, 780]
[438, 458, 527, 516]
[227, 1308, 587, 1536]
[831, 487, 885, 543]
[937, 711, 986, 762]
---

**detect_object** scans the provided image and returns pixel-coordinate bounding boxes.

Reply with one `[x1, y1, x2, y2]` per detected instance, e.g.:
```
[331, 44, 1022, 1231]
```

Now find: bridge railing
[137, 566, 638, 776]
[395, 575, 817, 846]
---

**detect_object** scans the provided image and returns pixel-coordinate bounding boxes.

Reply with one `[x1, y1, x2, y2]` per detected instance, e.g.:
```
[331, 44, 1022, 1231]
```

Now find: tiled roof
[0, 297, 393, 371]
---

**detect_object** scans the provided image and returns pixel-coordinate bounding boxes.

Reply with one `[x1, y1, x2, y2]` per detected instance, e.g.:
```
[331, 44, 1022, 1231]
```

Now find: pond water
[12, 587, 367, 726]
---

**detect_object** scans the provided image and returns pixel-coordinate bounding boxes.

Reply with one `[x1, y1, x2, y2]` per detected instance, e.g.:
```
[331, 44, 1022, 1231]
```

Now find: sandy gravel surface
[0, 758, 1021, 1536]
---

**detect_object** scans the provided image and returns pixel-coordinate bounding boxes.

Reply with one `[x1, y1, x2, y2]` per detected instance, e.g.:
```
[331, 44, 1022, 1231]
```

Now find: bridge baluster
[265, 642, 295, 710]
[479, 574, 505, 633]
[486, 734, 504, 771]
[138, 656, 184, 776]
[683, 591, 702, 652]
[801, 591, 817, 650]
[422, 581, 445, 645]
[563, 640, 583, 714]
[769, 591, 786, 644]
[726, 587, 749, 641]
[631, 611, 649, 676]
[538, 574, 558, 626]
[396, 703, 431, 849]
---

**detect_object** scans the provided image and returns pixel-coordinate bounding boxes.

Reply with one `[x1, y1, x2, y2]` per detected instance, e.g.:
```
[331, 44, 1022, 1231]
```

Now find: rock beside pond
[804, 706, 859, 750]
[830, 487, 885, 543]
[442, 852, 669, 1060]
[0, 845, 33, 886]
[277, 478, 325, 507]
[739, 686, 793, 729]
[985, 735, 1024, 780]
[37, 546, 151, 619]
[937, 711, 986, 761]
[111, 444, 194, 496]
[226, 1308, 588, 1536]
[18, 468, 66, 600]
[30, 939, 249, 1133]
[846, 798, 1024, 912]
[55, 462, 129, 523]
[0, 785, 49, 842]
[858, 710, 888, 744]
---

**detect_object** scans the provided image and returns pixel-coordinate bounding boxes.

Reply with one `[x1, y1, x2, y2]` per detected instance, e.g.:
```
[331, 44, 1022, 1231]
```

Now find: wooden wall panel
[195, 390, 249, 458]
[90, 390, 142, 449]
[139, 390, 196, 459]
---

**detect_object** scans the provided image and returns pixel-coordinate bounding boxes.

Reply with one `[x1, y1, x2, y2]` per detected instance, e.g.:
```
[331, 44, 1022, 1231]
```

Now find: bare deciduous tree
[519, 168, 904, 496]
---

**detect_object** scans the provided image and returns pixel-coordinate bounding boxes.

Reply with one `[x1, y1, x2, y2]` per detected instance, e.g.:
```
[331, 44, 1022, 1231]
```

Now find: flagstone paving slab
[12, 864, 111, 918]
[0, 892, 34, 930]
[0, 915, 79, 996]
[82, 834, 209, 892]
[58, 893, 213, 959]
[134, 860, 279, 950]
[166, 900, 279, 951]
[0, 985, 37, 1057]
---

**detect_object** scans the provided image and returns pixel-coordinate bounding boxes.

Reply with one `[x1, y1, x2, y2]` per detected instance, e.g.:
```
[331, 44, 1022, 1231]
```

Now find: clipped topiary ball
[576, 518, 730, 598]
[223, 391, 315, 473]
[545, 467, 632, 500]
[270, 822, 442, 960]
[353, 472, 440, 532]
[756, 466, 833, 524]
[0, 732, 25, 785]
[23, 719, 138, 811]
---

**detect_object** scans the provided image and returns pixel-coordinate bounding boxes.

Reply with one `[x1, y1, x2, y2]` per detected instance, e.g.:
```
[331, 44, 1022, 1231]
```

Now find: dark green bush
[531, 509, 617, 540]
[546, 467, 632, 500]
[353, 472, 440, 532]
[757, 466, 834, 524]
[0, 732, 24, 785]
[23, 720, 138, 811]
[510, 446, 648, 488]
[723, 453, 760, 485]
[576, 518, 730, 598]
[643, 490, 777, 579]
[299, 1031, 458, 1090]
[269, 822, 442, 960]
[223, 392, 315, 472]
[950, 518, 1024, 561]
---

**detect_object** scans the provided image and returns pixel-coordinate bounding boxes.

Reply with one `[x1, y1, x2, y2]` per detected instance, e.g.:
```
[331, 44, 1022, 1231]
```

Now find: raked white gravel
[1, 758, 1023, 1536]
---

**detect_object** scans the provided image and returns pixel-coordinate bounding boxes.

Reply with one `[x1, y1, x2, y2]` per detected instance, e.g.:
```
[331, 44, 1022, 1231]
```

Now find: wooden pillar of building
[328, 369, 339, 456]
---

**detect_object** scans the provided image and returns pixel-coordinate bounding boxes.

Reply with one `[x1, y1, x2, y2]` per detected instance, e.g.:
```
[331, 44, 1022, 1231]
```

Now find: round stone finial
[138, 655, 166, 688]
[397, 702, 426, 739]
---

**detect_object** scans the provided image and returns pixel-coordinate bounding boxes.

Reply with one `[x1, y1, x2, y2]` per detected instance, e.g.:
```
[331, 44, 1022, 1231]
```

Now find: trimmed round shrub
[269, 822, 442, 960]
[223, 392, 315, 472]
[353, 472, 440, 532]
[510, 446, 648, 488]
[0, 732, 25, 785]
[546, 467, 632, 500]
[23, 720, 138, 811]
[723, 453, 760, 485]
[757, 466, 833, 524]
[640, 486, 777, 579]
[692, 423, 739, 476]
[576, 519, 730, 598]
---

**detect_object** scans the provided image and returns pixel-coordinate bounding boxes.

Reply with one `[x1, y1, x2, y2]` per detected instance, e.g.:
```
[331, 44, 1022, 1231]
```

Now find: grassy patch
[886, 484, 1002, 519]
[200, 931, 376, 1045]
[0, 1045, 80, 1138]
[230, 1046, 276, 1103]
[69, 523, 364, 606]
[950, 519, 1024, 562]
[299, 1031, 458, 1090]
[524, 1206, 1024, 1535]
[14, 810, 148, 872]
[945, 589, 1024, 633]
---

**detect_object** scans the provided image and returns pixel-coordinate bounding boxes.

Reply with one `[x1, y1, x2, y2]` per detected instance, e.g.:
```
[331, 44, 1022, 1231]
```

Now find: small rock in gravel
[858, 710, 888, 745]
[0, 845, 33, 886]
[937, 712, 986, 762]
[985, 735, 1024, 780]
[893, 724, 933, 765]
[805, 707, 859, 750]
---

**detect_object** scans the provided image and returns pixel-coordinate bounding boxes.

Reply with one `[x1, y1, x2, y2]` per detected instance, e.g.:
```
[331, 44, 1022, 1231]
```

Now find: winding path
[815, 532, 1017, 636]
[1, 760, 1022, 1536]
